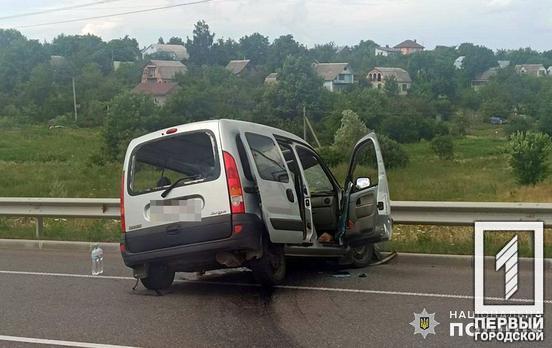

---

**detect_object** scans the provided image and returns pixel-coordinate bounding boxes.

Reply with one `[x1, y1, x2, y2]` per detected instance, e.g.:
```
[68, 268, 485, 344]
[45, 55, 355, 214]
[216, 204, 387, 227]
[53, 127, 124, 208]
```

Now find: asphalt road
[0, 245, 550, 348]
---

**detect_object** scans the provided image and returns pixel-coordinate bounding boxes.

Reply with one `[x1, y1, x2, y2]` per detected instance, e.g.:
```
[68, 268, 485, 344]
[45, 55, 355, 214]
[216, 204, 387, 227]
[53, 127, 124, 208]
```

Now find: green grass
[0, 124, 550, 255]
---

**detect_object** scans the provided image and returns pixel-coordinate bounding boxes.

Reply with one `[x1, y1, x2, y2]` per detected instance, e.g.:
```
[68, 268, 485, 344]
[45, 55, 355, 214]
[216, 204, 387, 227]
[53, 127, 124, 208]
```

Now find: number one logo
[495, 235, 518, 300]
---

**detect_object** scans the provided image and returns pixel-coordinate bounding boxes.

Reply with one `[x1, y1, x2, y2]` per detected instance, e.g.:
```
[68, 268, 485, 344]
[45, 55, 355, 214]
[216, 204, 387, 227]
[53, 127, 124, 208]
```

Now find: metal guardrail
[0, 198, 550, 239]
[0, 198, 119, 238]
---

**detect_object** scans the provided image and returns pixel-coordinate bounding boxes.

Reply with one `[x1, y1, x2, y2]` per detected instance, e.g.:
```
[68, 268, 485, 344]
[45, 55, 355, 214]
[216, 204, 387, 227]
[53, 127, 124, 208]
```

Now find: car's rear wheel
[249, 237, 286, 286]
[140, 263, 175, 290]
[349, 243, 375, 268]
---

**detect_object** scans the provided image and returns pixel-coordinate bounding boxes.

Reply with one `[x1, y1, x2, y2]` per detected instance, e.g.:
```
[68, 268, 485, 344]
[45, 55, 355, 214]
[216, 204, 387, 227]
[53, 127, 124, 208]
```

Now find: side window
[236, 135, 253, 181]
[245, 133, 289, 183]
[350, 139, 379, 190]
[296, 147, 334, 194]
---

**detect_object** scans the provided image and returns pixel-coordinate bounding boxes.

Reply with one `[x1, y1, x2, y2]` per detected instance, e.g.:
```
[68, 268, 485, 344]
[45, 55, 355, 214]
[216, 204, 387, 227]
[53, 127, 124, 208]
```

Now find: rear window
[128, 131, 220, 195]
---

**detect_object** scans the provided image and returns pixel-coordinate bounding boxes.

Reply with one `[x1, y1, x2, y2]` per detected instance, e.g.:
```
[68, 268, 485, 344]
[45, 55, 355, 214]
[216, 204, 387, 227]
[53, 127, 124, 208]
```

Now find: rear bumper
[121, 213, 263, 269]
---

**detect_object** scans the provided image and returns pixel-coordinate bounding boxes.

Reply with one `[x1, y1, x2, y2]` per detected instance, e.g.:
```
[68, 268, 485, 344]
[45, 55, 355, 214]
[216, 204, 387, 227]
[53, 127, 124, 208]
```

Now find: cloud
[80, 20, 121, 37]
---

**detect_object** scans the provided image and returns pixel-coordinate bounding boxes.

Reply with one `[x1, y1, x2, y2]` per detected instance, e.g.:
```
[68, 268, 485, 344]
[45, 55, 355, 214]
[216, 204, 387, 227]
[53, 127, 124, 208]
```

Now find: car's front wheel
[249, 237, 286, 286]
[140, 263, 175, 290]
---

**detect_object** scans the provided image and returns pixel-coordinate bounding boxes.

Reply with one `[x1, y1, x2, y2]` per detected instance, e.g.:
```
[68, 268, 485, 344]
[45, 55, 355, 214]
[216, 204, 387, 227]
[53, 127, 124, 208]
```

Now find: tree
[267, 35, 306, 70]
[261, 55, 325, 120]
[157, 37, 164, 44]
[103, 92, 160, 160]
[186, 20, 215, 65]
[384, 76, 399, 96]
[239, 33, 269, 65]
[168, 36, 184, 45]
[333, 110, 369, 156]
[457, 43, 496, 80]
[430, 135, 454, 160]
[211, 38, 240, 66]
[108, 36, 140, 61]
[507, 131, 552, 185]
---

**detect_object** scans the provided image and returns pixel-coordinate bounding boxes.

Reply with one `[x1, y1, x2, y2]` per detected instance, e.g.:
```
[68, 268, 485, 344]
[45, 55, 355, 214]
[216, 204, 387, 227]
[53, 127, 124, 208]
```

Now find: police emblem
[410, 308, 439, 339]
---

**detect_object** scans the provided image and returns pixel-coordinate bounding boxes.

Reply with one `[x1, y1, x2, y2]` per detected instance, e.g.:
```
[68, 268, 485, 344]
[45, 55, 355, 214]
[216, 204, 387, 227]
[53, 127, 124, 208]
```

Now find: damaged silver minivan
[120, 119, 392, 289]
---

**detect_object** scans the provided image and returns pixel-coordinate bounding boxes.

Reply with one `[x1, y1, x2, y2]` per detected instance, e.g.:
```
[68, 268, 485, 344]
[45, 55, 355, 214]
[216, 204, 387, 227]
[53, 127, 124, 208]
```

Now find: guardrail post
[35, 216, 43, 240]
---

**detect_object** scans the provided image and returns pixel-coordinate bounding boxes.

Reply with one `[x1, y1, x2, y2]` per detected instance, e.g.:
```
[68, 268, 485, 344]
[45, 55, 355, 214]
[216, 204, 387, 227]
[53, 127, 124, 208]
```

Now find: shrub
[431, 135, 454, 160]
[318, 146, 343, 167]
[507, 131, 552, 185]
[505, 115, 534, 135]
[378, 134, 409, 169]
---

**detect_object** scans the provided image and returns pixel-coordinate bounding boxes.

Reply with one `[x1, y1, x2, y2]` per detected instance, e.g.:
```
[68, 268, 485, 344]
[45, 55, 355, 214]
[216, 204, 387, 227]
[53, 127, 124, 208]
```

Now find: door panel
[341, 133, 392, 244]
[310, 195, 338, 232]
[242, 132, 304, 244]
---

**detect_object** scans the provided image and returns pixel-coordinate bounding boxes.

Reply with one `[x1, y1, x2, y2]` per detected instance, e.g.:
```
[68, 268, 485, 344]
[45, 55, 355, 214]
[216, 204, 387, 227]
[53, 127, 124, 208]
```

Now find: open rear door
[340, 133, 392, 245]
[242, 132, 304, 244]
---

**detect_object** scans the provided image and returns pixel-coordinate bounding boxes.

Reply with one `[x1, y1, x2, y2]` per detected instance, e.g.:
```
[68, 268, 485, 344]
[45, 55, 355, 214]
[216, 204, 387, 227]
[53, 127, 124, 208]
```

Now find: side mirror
[355, 177, 371, 190]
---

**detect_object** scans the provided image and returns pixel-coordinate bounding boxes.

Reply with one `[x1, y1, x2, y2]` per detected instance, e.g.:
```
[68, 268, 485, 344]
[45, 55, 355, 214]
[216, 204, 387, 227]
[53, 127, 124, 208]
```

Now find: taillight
[120, 171, 126, 233]
[223, 151, 245, 214]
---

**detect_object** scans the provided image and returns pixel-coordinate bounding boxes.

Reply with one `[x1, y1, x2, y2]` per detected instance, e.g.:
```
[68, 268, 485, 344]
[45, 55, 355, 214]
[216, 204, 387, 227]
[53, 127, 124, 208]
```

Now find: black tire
[140, 263, 175, 290]
[249, 238, 286, 286]
[348, 243, 375, 268]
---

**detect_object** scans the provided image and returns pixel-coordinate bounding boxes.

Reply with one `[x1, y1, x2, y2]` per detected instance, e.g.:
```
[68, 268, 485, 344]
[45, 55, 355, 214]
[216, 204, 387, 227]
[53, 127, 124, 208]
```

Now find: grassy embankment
[0, 125, 550, 256]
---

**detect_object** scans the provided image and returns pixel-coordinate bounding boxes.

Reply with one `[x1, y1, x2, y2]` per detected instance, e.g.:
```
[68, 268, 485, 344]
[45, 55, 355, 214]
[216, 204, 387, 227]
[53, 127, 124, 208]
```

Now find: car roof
[129, 119, 308, 148]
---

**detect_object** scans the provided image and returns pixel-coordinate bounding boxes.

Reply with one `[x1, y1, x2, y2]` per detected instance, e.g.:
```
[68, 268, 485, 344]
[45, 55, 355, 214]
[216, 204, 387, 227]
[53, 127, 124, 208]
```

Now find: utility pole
[303, 105, 307, 141]
[72, 77, 78, 122]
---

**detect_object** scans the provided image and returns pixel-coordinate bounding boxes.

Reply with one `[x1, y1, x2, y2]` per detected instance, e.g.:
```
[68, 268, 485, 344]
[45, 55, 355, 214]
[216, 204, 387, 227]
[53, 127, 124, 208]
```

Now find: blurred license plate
[150, 199, 202, 222]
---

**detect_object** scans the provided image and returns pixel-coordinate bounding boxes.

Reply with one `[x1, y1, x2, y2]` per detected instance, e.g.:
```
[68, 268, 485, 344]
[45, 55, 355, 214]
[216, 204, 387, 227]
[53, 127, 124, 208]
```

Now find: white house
[313, 63, 354, 92]
[142, 44, 189, 61]
[375, 46, 401, 57]
[367, 67, 412, 95]
[454, 56, 465, 69]
[515, 64, 547, 77]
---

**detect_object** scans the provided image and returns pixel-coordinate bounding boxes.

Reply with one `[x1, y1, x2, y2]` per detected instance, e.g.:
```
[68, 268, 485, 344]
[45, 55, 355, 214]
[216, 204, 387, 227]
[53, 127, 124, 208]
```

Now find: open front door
[340, 133, 392, 245]
[242, 132, 304, 244]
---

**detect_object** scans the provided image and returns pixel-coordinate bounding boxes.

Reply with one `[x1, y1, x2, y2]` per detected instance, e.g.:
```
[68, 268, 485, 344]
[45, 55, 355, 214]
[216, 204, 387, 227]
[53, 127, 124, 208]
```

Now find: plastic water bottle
[91, 245, 104, 276]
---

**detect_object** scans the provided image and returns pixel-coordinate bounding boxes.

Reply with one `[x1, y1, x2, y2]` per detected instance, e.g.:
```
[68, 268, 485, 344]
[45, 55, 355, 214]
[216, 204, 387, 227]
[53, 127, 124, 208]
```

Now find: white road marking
[0, 269, 551, 304]
[0, 335, 139, 348]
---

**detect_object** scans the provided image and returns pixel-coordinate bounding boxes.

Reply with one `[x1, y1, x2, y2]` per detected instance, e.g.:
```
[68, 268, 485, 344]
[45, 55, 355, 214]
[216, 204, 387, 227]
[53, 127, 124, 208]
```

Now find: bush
[431, 135, 454, 160]
[378, 134, 409, 169]
[505, 115, 534, 135]
[507, 131, 552, 185]
[318, 146, 343, 167]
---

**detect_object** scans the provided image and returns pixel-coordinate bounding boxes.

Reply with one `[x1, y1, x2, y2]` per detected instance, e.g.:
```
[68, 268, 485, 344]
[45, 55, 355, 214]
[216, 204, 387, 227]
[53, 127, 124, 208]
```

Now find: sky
[1, 0, 551, 51]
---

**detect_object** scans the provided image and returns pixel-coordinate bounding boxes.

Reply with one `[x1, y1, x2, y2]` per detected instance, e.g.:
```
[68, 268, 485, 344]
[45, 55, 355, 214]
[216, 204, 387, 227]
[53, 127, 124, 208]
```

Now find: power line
[0, 0, 126, 21]
[17, 0, 218, 29]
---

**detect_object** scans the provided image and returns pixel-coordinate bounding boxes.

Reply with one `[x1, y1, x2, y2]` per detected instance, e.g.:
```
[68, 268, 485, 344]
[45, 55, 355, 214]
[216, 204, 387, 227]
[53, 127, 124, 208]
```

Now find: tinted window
[296, 147, 334, 194]
[236, 135, 253, 181]
[129, 131, 219, 195]
[245, 133, 289, 183]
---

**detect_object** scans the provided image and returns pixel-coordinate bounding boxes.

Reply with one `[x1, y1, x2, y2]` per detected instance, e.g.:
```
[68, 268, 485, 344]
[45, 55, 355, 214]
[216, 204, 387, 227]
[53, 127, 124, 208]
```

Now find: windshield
[129, 131, 219, 195]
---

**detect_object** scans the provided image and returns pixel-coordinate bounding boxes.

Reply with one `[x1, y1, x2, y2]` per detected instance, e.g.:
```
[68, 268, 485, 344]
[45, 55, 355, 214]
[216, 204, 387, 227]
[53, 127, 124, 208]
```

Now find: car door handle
[377, 201, 384, 210]
[286, 188, 295, 203]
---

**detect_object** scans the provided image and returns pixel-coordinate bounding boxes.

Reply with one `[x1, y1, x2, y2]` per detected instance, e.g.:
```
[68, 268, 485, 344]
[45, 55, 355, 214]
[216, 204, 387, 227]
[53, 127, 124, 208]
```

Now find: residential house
[132, 60, 186, 105]
[49, 55, 66, 67]
[313, 63, 354, 92]
[132, 82, 179, 106]
[394, 40, 424, 55]
[264, 72, 278, 85]
[471, 67, 500, 91]
[113, 61, 134, 71]
[375, 45, 401, 56]
[367, 67, 412, 95]
[142, 44, 189, 61]
[498, 60, 511, 69]
[515, 64, 547, 77]
[140, 60, 187, 83]
[226, 59, 255, 76]
[454, 56, 465, 70]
